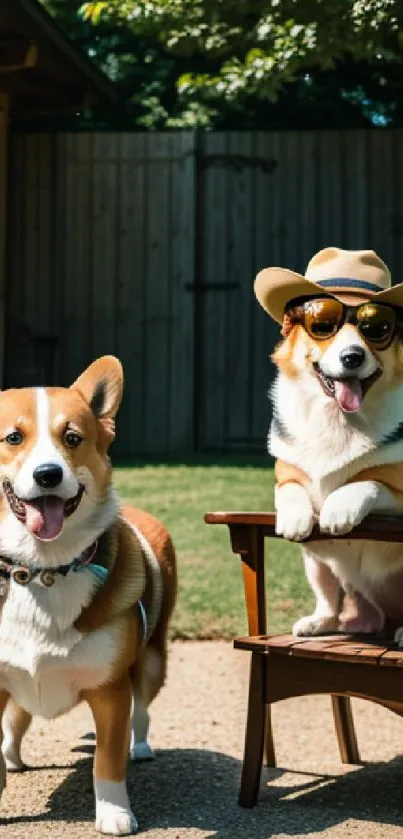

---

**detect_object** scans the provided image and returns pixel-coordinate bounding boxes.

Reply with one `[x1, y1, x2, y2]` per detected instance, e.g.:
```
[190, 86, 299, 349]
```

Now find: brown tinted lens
[356, 303, 396, 347]
[303, 298, 344, 340]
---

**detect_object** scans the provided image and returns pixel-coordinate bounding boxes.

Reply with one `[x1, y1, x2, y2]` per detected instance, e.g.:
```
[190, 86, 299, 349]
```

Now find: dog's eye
[4, 430, 23, 446]
[64, 430, 82, 448]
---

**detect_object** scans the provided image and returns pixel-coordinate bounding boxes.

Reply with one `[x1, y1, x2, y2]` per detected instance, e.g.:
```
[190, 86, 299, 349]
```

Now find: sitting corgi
[254, 247, 403, 644]
[0, 356, 176, 836]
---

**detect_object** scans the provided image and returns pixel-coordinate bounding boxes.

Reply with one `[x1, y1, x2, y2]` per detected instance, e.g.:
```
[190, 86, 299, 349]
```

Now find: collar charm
[0, 541, 99, 588]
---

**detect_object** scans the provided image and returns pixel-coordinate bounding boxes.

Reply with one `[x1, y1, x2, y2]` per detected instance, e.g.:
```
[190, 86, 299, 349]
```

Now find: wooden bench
[204, 511, 403, 808]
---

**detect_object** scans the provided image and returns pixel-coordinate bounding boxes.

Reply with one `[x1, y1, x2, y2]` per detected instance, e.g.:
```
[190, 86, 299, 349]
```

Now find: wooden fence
[6, 129, 403, 456]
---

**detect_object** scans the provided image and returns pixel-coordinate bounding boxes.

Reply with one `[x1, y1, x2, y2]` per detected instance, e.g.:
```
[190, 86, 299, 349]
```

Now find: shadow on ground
[2, 737, 403, 836]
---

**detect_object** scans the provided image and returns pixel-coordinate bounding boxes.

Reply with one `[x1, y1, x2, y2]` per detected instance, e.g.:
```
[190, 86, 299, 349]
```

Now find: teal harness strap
[84, 564, 147, 643]
[86, 563, 109, 584]
[137, 599, 148, 643]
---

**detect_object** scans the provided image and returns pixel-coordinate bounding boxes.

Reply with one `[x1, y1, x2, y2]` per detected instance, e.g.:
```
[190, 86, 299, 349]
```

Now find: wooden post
[0, 92, 9, 387]
[229, 523, 276, 782]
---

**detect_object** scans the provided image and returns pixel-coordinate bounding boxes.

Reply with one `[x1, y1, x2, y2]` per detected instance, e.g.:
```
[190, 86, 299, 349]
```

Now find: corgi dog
[254, 248, 403, 646]
[0, 356, 176, 836]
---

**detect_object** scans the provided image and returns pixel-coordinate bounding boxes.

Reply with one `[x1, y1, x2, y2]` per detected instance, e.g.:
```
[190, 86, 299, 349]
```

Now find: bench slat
[234, 634, 398, 665]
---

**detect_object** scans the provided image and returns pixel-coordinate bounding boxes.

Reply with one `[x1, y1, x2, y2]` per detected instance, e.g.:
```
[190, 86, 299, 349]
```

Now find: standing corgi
[0, 356, 176, 835]
[254, 247, 403, 644]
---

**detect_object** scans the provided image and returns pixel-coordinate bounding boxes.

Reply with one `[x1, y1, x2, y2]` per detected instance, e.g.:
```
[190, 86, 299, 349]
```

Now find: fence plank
[115, 132, 146, 457]
[23, 135, 39, 336]
[392, 129, 403, 283]
[368, 129, 394, 264]
[318, 131, 344, 248]
[36, 134, 52, 335]
[199, 133, 229, 449]
[62, 133, 94, 385]
[168, 131, 195, 452]
[343, 130, 368, 250]
[251, 132, 282, 448]
[224, 131, 254, 448]
[90, 133, 118, 363]
[299, 130, 319, 263]
[143, 133, 172, 453]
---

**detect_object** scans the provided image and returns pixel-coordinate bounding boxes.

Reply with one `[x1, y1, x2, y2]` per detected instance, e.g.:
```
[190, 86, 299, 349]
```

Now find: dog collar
[0, 540, 100, 588]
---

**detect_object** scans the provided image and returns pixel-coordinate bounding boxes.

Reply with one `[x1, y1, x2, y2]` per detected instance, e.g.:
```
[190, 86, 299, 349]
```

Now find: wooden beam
[0, 41, 38, 72]
[12, 88, 90, 115]
[0, 93, 8, 387]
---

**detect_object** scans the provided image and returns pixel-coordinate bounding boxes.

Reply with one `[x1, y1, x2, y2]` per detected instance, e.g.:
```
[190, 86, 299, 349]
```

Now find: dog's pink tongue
[25, 497, 65, 541]
[334, 378, 363, 413]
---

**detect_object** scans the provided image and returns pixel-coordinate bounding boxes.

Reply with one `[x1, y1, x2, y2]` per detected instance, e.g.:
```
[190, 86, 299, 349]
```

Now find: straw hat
[254, 247, 402, 323]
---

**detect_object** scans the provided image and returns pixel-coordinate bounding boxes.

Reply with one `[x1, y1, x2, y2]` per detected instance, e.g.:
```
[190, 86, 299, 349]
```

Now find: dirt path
[1, 642, 403, 839]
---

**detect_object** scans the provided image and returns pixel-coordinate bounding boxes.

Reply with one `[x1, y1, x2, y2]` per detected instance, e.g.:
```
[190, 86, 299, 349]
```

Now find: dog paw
[275, 484, 315, 541]
[319, 483, 379, 535]
[341, 615, 383, 634]
[340, 592, 384, 635]
[95, 780, 137, 836]
[96, 805, 138, 836]
[130, 741, 154, 761]
[3, 752, 26, 772]
[2, 738, 26, 773]
[293, 614, 339, 637]
[394, 627, 403, 648]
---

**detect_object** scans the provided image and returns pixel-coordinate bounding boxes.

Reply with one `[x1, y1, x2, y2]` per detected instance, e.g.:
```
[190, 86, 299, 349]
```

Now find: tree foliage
[40, 0, 403, 129]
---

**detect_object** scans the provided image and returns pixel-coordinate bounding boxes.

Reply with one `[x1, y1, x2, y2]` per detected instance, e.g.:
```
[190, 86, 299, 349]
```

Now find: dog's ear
[71, 356, 124, 420]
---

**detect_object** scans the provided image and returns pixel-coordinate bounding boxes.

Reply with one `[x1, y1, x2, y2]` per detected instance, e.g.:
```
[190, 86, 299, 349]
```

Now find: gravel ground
[1, 641, 403, 839]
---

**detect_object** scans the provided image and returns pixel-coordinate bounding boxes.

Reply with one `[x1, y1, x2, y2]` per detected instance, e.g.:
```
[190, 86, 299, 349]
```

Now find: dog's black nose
[340, 345, 366, 370]
[33, 463, 63, 489]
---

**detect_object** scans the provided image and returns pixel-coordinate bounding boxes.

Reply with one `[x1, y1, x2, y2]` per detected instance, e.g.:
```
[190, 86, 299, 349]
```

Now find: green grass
[114, 457, 314, 640]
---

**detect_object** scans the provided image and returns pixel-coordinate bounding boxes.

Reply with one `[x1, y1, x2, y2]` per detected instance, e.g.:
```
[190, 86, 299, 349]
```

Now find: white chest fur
[271, 372, 403, 487]
[0, 570, 119, 719]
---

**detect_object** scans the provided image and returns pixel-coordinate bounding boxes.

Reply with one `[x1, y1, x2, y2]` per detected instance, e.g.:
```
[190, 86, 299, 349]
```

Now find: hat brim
[254, 267, 403, 323]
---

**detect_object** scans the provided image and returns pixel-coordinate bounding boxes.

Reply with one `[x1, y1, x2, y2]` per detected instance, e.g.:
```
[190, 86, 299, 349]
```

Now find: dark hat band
[317, 277, 383, 293]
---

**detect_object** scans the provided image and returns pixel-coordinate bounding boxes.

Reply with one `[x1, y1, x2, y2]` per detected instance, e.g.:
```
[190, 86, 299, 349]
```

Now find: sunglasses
[285, 296, 402, 350]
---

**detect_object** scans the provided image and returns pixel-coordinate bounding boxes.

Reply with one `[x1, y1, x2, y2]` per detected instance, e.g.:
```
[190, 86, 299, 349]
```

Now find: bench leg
[265, 705, 276, 767]
[239, 653, 266, 808]
[331, 695, 360, 764]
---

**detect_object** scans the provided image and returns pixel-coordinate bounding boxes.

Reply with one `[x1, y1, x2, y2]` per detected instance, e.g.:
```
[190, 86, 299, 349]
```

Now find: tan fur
[272, 323, 339, 375]
[75, 504, 177, 799]
[272, 314, 403, 639]
[273, 321, 403, 505]
[276, 460, 403, 505]
[82, 673, 132, 782]
[349, 465, 403, 508]
[0, 356, 177, 832]
[275, 459, 310, 488]
[271, 324, 302, 376]
[74, 519, 146, 633]
[122, 507, 177, 707]
[0, 384, 116, 506]
[121, 506, 177, 646]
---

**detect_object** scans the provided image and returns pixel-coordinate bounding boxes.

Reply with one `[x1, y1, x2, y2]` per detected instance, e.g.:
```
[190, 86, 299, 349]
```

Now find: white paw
[275, 484, 315, 541]
[3, 752, 26, 772]
[96, 804, 138, 836]
[3, 737, 26, 772]
[319, 482, 380, 535]
[394, 627, 403, 648]
[130, 741, 154, 761]
[293, 614, 339, 637]
[95, 780, 137, 836]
